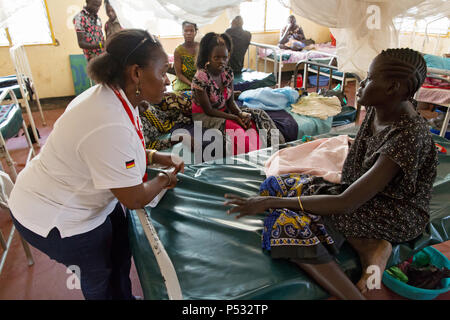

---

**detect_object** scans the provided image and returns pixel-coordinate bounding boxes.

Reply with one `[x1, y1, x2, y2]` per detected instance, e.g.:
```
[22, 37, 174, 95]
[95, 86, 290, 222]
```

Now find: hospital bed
[128, 129, 450, 300]
[0, 87, 36, 180]
[292, 59, 361, 125]
[414, 54, 450, 138]
[0, 45, 47, 147]
[248, 41, 338, 88]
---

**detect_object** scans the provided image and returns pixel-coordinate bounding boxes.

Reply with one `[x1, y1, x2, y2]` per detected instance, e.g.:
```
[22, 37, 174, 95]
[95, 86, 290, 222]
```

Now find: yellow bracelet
[147, 149, 157, 164]
[158, 170, 172, 188]
[297, 195, 304, 212]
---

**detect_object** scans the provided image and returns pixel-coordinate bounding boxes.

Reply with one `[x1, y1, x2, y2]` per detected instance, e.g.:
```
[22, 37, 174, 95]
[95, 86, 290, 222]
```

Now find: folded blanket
[238, 87, 299, 111]
[291, 93, 341, 119]
[264, 135, 353, 183]
[416, 87, 450, 105]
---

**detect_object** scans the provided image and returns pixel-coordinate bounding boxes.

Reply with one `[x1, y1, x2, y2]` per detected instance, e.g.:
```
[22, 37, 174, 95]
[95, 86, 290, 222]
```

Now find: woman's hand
[224, 194, 270, 219]
[239, 111, 252, 128]
[138, 100, 151, 114]
[152, 152, 185, 174]
[233, 114, 248, 130]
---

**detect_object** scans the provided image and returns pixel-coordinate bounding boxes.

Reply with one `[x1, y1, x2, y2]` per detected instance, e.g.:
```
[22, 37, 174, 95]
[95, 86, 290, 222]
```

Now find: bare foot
[347, 238, 392, 293]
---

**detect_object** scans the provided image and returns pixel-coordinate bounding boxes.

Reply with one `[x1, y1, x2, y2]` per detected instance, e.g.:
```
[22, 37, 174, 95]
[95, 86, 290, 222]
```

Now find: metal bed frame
[292, 59, 362, 125]
[415, 67, 450, 138]
[247, 41, 351, 89]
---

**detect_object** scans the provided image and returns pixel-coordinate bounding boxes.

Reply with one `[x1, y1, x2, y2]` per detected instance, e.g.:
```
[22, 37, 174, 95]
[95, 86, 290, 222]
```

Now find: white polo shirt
[8, 85, 146, 238]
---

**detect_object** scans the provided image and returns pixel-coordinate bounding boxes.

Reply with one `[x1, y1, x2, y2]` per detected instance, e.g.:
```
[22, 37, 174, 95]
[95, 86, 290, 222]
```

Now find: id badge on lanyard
[110, 87, 148, 182]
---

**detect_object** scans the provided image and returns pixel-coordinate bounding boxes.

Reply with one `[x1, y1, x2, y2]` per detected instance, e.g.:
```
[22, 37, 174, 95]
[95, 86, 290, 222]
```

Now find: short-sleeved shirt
[9, 85, 146, 238]
[73, 8, 105, 61]
[191, 66, 234, 109]
[330, 106, 438, 242]
[225, 27, 251, 75]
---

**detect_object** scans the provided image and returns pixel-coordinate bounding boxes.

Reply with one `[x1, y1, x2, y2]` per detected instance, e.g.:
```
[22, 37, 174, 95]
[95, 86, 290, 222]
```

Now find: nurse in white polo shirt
[8, 29, 183, 300]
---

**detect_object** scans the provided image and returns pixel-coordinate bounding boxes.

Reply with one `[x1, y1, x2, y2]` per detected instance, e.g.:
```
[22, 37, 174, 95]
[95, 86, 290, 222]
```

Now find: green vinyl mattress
[128, 130, 450, 300]
[0, 104, 23, 140]
[233, 69, 276, 92]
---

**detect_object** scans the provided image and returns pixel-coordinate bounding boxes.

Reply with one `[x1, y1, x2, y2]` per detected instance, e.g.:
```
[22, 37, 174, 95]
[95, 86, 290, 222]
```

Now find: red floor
[0, 97, 449, 300]
[0, 106, 143, 300]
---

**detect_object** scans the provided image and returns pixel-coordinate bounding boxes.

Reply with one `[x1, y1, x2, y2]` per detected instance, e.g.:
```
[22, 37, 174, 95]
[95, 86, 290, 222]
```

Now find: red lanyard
[110, 86, 148, 182]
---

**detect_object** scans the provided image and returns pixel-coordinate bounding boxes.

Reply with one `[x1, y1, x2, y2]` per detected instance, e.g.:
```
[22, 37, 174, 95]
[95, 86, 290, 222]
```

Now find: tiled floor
[0, 92, 449, 300]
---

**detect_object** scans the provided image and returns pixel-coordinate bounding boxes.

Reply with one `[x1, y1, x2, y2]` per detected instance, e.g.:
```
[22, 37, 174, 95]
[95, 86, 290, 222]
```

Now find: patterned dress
[331, 106, 438, 243]
[73, 8, 105, 61]
[173, 45, 197, 92]
[262, 106, 438, 262]
[191, 66, 284, 150]
[260, 174, 345, 264]
[140, 92, 192, 151]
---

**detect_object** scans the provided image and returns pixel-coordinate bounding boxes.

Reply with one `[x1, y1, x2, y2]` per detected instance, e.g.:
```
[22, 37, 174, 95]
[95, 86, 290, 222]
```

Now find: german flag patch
[125, 160, 135, 169]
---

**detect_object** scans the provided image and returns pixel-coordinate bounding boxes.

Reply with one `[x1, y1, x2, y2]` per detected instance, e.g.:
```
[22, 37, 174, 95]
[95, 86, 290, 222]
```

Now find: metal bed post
[246, 45, 250, 71]
[293, 59, 362, 125]
[16, 45, 47, 127]
[254, 43, 258, 72]
[250, 42, 285, 88]
[277, 47, 282, 88]
[0, 88, 36, 181]
[9, 45, 46, 147]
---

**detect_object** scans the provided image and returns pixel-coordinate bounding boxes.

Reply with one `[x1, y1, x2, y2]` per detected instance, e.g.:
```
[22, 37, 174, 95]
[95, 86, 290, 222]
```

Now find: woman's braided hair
[378, 48, 428, 106]
[196, 32, 233, 69]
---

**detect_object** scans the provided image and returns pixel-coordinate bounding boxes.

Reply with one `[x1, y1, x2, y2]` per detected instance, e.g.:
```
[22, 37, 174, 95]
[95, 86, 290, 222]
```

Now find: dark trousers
[11, 202, 134, 300]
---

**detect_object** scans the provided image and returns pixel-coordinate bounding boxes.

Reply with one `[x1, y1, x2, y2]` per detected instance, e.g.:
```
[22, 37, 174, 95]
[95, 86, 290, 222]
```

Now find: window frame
[158, 0, 292, 39]
[239, 0, 291, 33]
[0, 0, 57, 48]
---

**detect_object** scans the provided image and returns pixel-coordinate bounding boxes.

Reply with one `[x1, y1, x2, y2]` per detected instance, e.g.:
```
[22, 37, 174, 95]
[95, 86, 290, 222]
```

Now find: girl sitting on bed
[224, 48, 438, 299]
[192, 32, 284, 155]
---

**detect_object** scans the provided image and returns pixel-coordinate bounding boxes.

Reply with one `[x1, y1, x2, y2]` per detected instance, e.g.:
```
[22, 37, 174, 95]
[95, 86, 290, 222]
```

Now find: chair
[8, 44, 47, 147]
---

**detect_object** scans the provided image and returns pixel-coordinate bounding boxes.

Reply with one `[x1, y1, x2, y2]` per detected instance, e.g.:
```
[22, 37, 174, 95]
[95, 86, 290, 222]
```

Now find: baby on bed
[225, 48, 438, 299]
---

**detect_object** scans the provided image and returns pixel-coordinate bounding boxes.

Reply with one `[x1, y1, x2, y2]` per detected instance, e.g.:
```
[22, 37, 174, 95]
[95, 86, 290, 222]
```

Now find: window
[111, 2, 182, 37]
[394, 16, 449, 35]
[265, 0, 290, 31]
[240, 0, 265, 32]
[1, 0, 55, 46]
[240, 0, 290, 32]
[157, 19, 183, 37]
